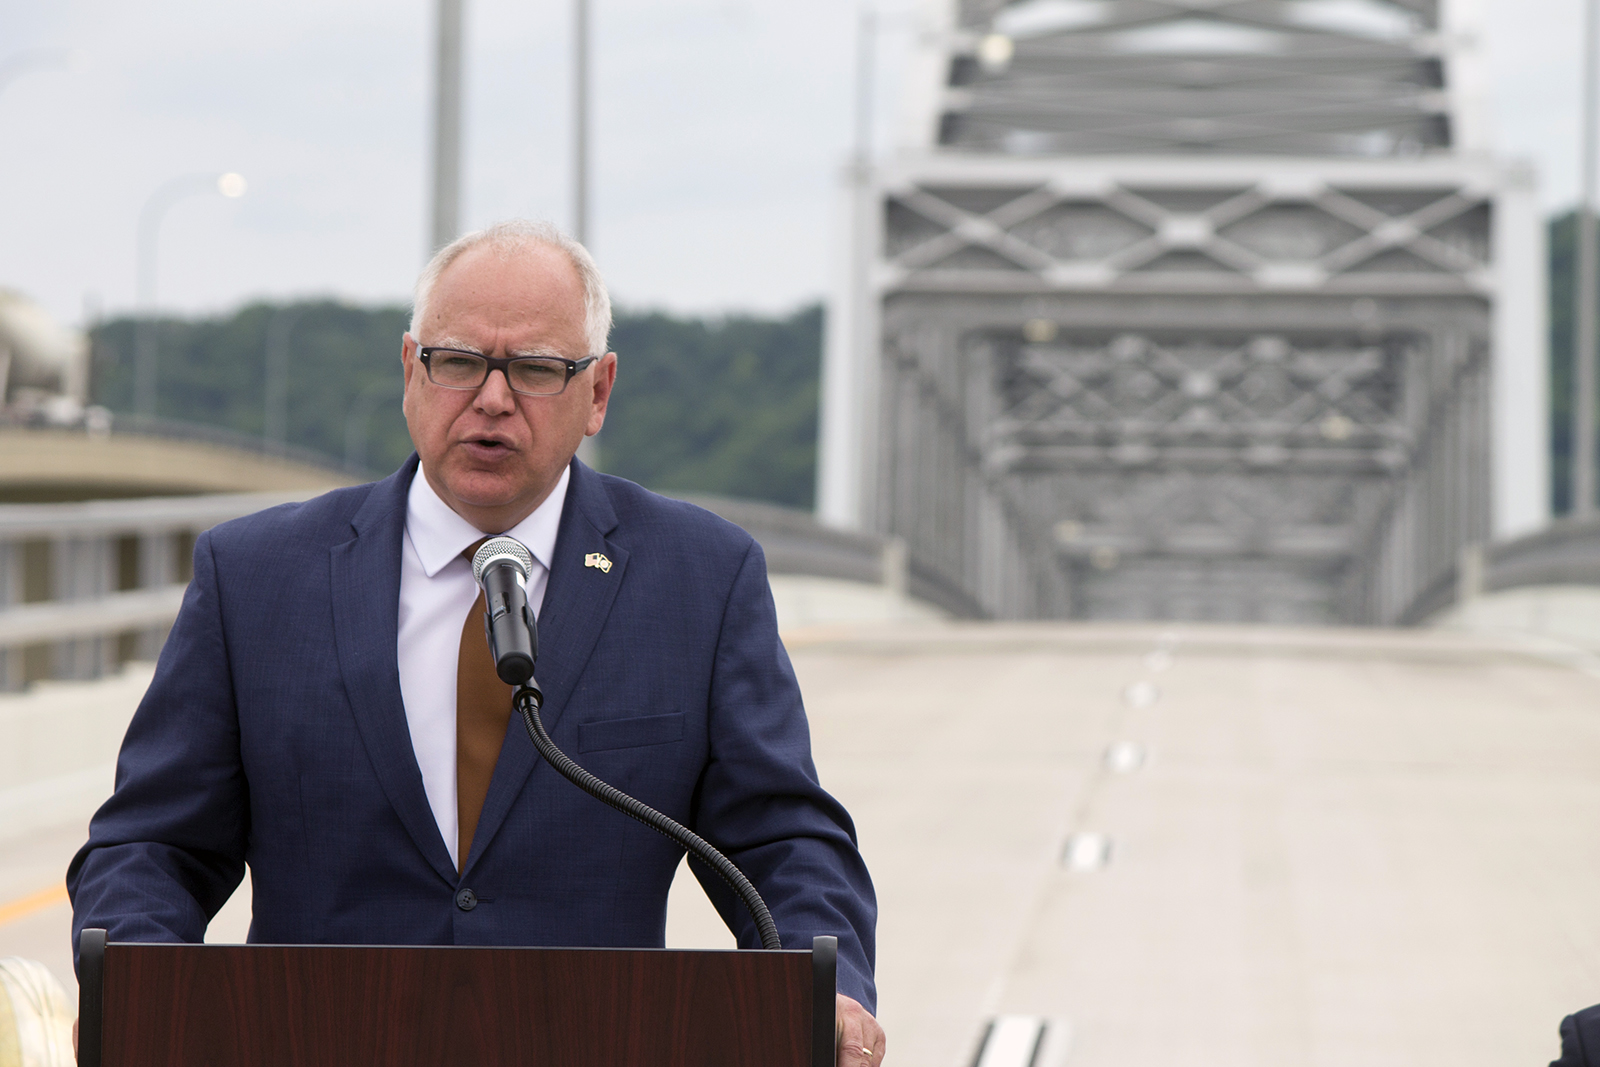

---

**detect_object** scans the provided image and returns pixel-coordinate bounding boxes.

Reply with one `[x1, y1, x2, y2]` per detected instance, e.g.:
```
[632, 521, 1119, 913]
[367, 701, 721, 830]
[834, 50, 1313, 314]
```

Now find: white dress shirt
[397, 465, 569, 869]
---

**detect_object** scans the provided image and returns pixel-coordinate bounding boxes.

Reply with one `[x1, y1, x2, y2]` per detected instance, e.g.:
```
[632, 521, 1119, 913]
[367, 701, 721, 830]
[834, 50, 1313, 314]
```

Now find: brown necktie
[456, 538, 513, 872]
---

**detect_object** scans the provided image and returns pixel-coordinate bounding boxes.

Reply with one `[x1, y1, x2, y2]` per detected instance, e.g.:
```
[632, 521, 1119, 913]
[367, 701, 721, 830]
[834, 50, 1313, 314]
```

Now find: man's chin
[436, 464, 553, 517]
[438, 467, 518, 501]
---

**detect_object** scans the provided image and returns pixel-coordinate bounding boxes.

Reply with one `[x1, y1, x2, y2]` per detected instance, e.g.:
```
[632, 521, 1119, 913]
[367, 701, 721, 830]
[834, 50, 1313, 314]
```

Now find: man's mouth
[463, 436, 514, 454]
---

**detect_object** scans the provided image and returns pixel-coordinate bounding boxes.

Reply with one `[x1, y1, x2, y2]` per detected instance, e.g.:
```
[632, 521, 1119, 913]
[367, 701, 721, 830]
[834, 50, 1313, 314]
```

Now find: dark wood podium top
[78, 933, 836, 1067]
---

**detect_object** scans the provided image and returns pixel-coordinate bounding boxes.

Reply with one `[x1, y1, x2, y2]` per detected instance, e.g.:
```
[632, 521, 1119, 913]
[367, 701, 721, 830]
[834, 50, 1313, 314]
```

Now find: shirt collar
[405, 463, 571, 578]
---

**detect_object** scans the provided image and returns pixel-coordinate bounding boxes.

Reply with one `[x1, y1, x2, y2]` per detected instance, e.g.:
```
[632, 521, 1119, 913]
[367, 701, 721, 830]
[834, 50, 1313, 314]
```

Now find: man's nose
[473, 367, 518, 413]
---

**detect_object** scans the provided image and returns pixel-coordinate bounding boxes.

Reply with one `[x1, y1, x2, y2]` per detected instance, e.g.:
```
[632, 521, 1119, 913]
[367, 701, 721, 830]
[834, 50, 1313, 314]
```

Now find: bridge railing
[0, 486, 971, 692]
[0, 491, 313, 691]
[678, 494, 985, 620]
[1397, 517, 1600, 625]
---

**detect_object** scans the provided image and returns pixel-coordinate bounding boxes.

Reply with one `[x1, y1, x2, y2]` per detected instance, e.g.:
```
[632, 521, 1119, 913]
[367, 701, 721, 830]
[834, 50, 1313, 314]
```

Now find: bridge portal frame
[819, 152, 1546, 623]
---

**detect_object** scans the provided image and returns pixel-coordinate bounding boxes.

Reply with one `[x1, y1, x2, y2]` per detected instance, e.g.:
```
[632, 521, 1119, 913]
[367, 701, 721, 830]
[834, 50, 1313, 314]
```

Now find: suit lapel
[466, 460, 629, 872]
[330, 456, 458, 885]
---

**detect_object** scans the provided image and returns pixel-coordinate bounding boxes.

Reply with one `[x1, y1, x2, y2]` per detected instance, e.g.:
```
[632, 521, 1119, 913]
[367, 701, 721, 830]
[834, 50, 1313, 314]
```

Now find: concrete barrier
[0, 665, 150, 845]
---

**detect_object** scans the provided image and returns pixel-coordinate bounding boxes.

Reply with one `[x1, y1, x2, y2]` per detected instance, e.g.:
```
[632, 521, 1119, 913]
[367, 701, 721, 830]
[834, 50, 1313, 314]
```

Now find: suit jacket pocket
[577, 711, 685, 753]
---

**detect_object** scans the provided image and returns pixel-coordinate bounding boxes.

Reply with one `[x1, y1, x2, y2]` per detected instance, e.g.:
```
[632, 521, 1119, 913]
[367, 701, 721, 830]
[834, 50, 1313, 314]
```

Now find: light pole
[429, 0, 464, 253]
[829, 6, 923, 524]
[836, 6, 882, 527]
[1578, 0, 1599, 517]
[573, 0, 590, 246]
[133, 171, 246, 419]
[571, 0, 598, 467]
[854, 8, 877, 172]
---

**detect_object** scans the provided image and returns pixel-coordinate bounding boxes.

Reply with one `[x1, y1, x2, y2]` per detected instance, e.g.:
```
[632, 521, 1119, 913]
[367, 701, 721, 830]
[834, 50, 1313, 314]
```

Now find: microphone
[471, 536, 538, 687]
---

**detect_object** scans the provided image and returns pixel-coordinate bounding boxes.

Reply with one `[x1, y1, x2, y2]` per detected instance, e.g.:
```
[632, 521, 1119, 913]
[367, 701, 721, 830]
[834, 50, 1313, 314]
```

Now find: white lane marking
[1122, 679, 1159, 708]
[1034, 1019, 1073, 1067]
[974, 1016, 1046, 1067]
[1061, 832, 1112, 872]
[1103, 740, 1146, 773]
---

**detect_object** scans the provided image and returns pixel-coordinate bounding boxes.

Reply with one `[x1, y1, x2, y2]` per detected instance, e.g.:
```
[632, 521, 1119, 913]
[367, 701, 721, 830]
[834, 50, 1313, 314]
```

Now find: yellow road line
[0, 885, 69, 927]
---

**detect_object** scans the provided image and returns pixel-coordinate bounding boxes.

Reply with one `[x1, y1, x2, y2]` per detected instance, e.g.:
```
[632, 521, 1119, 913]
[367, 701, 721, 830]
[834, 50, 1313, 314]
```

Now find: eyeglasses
[416, 346, 600, 397]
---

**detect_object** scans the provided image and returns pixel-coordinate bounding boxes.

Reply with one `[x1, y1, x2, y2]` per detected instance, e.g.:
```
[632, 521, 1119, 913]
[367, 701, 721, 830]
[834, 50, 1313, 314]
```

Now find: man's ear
[401, 333, 417, 391]
[585, 352, 618, 437]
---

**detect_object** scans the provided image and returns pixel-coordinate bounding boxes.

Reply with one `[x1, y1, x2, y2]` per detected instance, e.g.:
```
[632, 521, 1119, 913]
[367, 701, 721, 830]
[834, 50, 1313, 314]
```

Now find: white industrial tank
[0, 958, 74, 1067]
[0, 291, 88, 409]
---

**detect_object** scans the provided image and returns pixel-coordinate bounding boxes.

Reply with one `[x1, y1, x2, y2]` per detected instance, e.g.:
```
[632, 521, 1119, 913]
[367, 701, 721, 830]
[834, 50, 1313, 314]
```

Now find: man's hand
[836, 993, 886, 1066]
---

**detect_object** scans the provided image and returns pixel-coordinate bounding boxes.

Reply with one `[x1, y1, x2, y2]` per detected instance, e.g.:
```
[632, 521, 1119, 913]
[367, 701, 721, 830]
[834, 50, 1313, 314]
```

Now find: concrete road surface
[4, 620, 1600, 1066]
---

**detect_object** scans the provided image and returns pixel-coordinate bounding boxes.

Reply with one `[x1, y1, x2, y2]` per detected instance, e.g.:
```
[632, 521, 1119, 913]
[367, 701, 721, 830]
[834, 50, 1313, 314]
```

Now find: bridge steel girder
[821, 153, 1545, 624]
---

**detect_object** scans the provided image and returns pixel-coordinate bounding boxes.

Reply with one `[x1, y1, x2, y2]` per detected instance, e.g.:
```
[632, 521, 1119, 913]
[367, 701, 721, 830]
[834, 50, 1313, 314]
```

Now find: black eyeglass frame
[416, 345, 601, 396]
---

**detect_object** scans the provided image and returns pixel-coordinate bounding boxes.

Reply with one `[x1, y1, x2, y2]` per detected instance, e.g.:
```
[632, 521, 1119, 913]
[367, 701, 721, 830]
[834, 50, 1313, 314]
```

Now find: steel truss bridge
[819, 0, 1548, 624]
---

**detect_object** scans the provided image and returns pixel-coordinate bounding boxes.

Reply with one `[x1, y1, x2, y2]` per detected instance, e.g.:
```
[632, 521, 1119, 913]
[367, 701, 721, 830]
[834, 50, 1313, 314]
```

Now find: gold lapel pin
[584, 552, 613, 573]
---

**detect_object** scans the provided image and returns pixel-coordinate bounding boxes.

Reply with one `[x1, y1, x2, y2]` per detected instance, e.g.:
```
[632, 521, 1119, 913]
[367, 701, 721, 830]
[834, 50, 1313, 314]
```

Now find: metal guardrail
[0, 485, 973, 690]
[0, 490, 317, 689]
[1399, 517, 1600, 624]
[0, 490, 315, 538]
[677, 495, 986, 620]
[0, 585, 188, 646]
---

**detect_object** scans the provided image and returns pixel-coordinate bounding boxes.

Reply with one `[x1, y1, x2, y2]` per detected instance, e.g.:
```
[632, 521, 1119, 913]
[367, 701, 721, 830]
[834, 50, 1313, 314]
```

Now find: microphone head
[472, 536, 534, 584]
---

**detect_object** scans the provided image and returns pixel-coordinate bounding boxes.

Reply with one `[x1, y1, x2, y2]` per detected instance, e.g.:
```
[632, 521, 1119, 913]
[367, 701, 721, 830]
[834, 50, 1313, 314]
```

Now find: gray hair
[409, 219, 613, 354]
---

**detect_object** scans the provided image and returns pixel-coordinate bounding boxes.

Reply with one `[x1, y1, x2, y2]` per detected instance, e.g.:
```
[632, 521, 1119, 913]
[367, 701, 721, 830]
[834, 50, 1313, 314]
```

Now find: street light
[133, 171, 247, 419]
[976, 33, 1014, 72]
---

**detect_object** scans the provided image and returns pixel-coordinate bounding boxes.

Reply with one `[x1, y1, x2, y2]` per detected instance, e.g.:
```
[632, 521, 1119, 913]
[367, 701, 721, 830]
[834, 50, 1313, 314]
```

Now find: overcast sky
[0, 0, 1590, 328]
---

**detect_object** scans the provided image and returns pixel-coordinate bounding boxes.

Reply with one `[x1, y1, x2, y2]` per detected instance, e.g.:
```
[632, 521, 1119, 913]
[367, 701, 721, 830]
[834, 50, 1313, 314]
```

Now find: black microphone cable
[513, 684, 783, 952]
[471, 537, 781, 951]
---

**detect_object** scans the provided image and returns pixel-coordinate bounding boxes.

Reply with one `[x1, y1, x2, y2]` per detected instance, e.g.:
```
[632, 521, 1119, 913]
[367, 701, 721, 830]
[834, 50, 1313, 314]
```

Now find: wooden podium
[77, 930, 836, 1067]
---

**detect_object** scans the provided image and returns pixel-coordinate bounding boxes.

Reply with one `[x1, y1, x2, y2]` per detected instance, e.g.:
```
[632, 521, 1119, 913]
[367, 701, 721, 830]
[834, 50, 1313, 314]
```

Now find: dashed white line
[973, 1015, 1046, 1067]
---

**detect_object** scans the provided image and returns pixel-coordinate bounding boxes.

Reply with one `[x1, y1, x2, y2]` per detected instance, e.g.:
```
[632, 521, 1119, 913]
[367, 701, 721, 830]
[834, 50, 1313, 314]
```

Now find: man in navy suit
[68, 220, 885, 1064]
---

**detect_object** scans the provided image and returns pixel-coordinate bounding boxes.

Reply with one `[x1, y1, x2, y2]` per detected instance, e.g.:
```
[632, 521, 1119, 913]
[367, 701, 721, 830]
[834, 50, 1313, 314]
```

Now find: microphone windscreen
[472, 536, 534, 584]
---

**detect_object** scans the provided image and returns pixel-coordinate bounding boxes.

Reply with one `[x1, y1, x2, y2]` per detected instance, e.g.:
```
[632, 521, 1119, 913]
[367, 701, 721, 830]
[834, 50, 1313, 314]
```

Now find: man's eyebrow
[426, 338, 568, 360]
[429, 336, 482, 353]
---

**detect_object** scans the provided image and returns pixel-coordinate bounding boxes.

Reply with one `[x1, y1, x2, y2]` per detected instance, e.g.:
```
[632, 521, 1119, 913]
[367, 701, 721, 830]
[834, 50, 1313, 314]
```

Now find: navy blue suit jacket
[1554, 1005, 1600, 1067]
[68, 457, 877, 1009]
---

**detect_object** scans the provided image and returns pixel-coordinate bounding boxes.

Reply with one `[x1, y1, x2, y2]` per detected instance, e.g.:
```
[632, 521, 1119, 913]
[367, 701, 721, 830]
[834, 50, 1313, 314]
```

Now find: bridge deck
[3, 620, 1598, 1066]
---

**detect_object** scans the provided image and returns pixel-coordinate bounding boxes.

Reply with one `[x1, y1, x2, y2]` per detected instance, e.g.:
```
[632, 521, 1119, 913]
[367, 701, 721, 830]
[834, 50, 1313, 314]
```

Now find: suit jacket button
[455, 888, 478, 911]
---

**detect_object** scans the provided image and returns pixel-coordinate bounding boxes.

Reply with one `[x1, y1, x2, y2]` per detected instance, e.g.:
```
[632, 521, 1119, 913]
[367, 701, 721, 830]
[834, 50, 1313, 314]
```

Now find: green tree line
[89, 302, 824, 509]
[92, 213, 1584, 518]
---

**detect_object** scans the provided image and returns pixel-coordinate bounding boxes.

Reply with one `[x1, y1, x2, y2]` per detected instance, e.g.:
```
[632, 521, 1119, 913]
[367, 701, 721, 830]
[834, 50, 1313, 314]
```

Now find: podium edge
[78, 928, 105, 1067]
[811, 935, 837, 1067]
